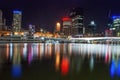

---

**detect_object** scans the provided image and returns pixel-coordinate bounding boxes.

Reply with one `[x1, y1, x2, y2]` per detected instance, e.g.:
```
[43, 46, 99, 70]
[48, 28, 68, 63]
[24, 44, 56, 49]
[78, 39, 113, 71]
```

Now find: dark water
[0, 43, 120, 80]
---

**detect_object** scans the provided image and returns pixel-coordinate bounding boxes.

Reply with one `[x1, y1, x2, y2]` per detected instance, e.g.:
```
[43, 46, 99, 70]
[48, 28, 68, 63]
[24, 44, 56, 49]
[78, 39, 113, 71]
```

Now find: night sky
[0, 0, 120, 32]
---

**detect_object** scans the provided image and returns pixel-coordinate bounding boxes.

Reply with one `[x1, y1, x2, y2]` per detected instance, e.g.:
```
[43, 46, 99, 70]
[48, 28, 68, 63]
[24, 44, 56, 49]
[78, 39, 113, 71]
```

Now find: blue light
[117, 60, 120, 77]
[11, 64, 22, 78]
[112, 16, 116, 19]
[112, 16, 120, 20]
[13, 10, 22, 14]
[110, 60, 115, 78]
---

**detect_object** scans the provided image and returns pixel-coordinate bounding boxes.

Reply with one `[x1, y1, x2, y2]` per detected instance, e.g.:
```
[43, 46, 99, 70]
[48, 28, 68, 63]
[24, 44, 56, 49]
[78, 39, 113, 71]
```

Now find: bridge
[69, 37, 120, 43]
[0, 36, 120, 43]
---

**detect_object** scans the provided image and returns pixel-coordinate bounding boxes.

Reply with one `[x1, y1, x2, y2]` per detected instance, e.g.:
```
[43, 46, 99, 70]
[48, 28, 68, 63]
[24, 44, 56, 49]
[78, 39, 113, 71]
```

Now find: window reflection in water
[61, 56, 69, 75]
[10, 43, 13, 59]
[0, 43, 120, 79]
[38, 43, 44, 59]
[28, 44, 33, 64]
[90, 56, 94, 72]
[55, 43, 60, 71]
[23, 43, 27, 59]
[6, 44, 9, 59]
[45, 43, 53, 58]
[110, 58, 120, 78]
[11, 44, 22, 78]
[55, 53, 60, 71]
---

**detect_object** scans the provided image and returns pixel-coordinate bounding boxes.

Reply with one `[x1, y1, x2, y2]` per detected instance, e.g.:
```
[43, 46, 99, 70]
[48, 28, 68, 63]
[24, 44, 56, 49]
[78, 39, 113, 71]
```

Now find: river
[0, 43, 120, 80]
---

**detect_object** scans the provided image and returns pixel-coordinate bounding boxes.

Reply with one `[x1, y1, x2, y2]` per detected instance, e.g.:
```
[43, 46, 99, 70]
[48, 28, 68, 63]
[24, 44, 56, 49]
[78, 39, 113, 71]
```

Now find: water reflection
[90, 56, 94, 71]
[28, 44, 33, 64]
[10, 43, 13, 59]
[110, 58, 120, 78]
[55, 53, 60, 71]
[23, 43, 27, 59]
[0, 43, 120, 79]
[61, 56, 69, 75]
[6, 44, 9, 59]
[12, 44, 22, 78]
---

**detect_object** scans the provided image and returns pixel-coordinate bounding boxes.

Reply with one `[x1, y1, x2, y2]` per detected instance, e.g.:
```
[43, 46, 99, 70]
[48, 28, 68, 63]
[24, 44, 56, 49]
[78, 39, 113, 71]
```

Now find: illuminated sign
[62, 17, 71, 21]
[13, 10, 22, 14]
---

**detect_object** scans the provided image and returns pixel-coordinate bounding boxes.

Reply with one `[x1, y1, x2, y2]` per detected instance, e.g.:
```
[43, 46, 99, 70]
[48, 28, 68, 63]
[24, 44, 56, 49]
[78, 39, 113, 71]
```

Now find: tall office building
[28, 24, 35, 36]
[62, 17, 72, 37]
[69, 7, 84, 36]
[0, 10, 3, 31]
[110, 16, 120, 36]
[86, 21, 96, 36]
[13, 10, 22, 32]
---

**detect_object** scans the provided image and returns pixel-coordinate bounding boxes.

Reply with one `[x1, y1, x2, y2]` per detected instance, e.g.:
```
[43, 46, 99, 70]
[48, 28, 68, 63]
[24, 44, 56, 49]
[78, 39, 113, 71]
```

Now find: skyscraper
[86, 21, 97, 36]
[110, 16, 120, 36]
[0, 10, 3, 31]
[69, 7, 84, 36]
[13, 10, 22, 32]
[62, 17, 72, 37]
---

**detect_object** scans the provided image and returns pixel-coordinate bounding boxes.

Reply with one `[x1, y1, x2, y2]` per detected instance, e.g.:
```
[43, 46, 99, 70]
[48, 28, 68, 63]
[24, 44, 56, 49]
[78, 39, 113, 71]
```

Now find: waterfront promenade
[0, 36, 120, 43]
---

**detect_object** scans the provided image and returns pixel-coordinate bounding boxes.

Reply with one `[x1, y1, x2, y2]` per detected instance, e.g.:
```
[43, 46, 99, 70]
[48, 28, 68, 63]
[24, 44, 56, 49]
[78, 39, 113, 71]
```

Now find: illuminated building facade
[62, 17, 72, 36]
[69, 7, 84, 36]
[55, 22, 61, 32]
[86, 21, 96, 36]
[13, 10, 22, 32]
[111, 16, 120, 36]
[28, 24, 35, 36]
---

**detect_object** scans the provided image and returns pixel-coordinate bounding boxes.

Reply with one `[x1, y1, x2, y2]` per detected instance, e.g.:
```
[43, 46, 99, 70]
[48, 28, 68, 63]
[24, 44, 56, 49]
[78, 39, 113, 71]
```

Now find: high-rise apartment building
[69, 7, 84, 36]
[110, 16, 120, 36]
[86, 21, 96, 36]
[13, 10, 22, 32]
[62, 17, 72, 37]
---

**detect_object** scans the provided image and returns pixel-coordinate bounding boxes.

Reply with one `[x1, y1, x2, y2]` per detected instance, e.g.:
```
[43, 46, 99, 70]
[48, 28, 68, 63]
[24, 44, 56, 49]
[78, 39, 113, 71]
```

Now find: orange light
[14, 32, 18, 35]
[6, 44, 9, 59]
[20, 32, 24, 35]
[56, 22, 60, 32]
[55, 54, 60, 71]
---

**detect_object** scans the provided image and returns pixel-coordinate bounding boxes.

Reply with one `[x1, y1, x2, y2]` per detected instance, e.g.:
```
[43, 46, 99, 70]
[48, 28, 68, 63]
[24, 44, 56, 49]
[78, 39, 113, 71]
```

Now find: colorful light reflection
[90, 56, 94, 71]
[12, 64, 22, 78]
[61, 57, 69, 75]
[55, 53, 60, 71]
[117, 61, 120, 77]
[110, 59, 120, 78]
[110, 60, 116, 77]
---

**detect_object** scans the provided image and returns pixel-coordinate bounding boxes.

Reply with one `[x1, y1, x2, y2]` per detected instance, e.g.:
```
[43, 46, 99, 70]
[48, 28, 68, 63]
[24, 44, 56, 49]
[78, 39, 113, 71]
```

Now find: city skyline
[1, 0, 120, 32]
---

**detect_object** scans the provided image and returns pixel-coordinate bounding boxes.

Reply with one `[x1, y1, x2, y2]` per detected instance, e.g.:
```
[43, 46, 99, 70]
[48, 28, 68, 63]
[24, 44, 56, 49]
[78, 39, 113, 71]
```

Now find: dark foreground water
[0, 43, 120, 80]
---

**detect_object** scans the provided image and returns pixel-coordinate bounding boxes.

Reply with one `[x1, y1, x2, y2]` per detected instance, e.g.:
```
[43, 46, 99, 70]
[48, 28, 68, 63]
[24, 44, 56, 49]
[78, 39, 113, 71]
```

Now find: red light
[61, 57, 69, 75]
[105, 53, 109, 64]
[62, 17, 71, 21]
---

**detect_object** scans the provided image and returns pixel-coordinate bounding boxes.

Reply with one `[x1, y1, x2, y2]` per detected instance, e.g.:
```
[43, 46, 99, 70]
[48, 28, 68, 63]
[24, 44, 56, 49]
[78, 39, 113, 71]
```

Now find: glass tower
[13, 10, 22, 32]
[69, 7, 84, 36]
[111, 16, 120, 36]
